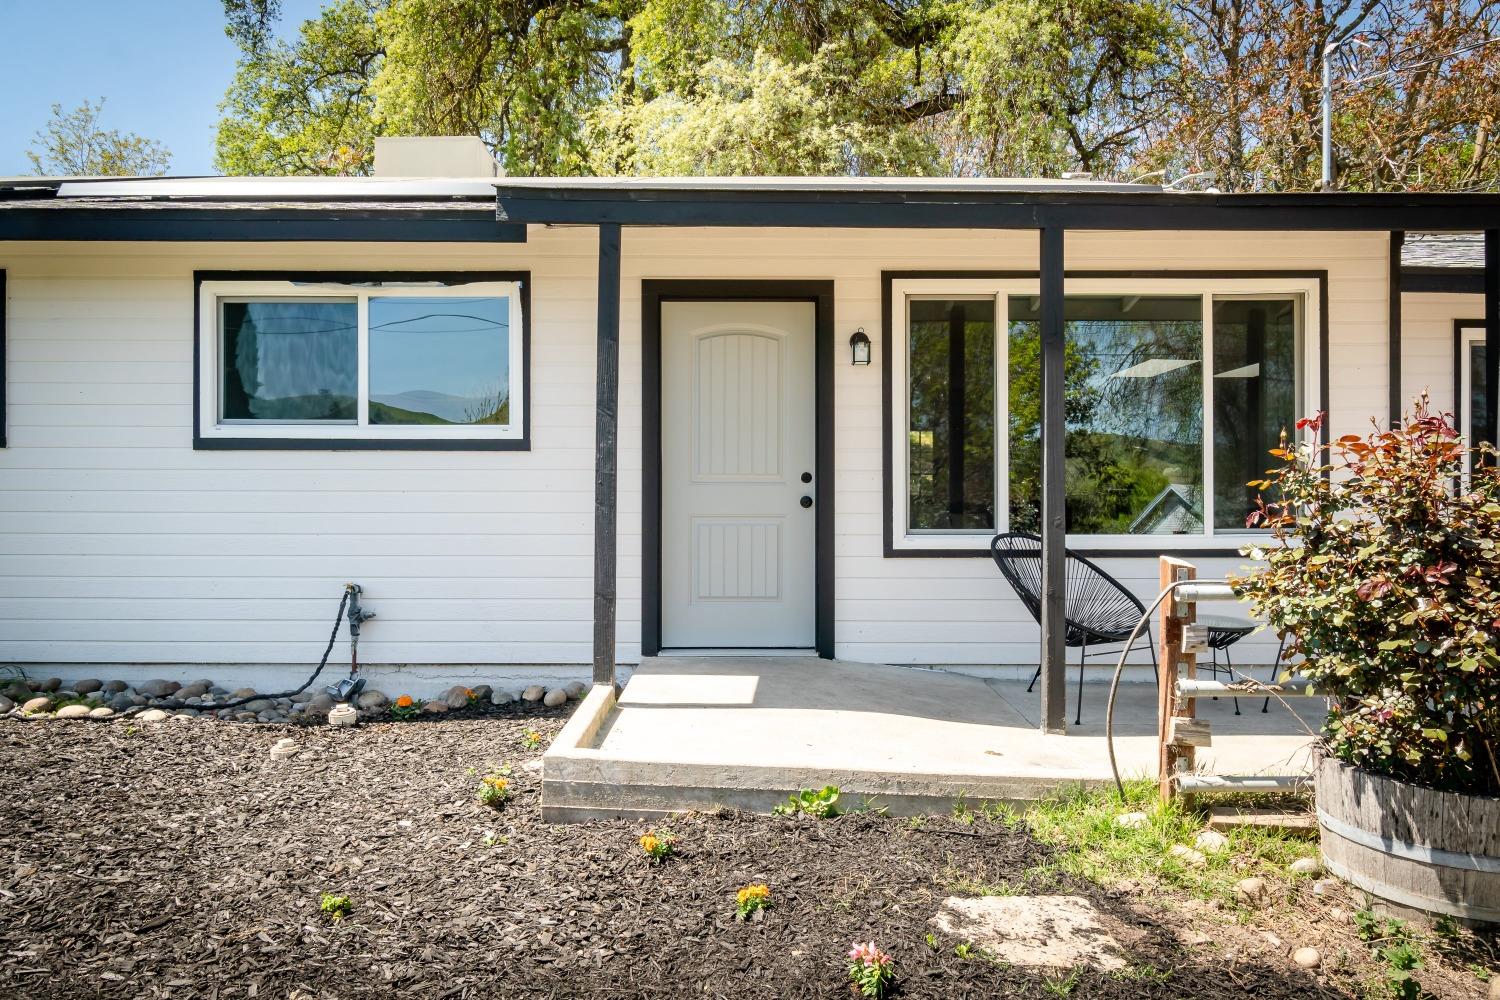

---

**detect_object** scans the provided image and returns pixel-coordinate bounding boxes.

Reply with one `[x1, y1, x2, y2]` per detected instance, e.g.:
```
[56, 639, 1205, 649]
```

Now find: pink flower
[848, 941, 890, 968]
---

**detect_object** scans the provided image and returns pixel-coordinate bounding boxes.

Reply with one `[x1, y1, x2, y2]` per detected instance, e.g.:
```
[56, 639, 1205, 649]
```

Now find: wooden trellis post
[1158, 556, 1199, 805]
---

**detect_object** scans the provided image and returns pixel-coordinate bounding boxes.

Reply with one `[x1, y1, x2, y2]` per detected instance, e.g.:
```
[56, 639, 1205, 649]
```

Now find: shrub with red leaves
[1232, 393, 1500, 796]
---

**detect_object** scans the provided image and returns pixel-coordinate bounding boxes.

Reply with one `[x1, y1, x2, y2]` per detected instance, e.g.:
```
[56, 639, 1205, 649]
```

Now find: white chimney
[373, 137, 498, 177]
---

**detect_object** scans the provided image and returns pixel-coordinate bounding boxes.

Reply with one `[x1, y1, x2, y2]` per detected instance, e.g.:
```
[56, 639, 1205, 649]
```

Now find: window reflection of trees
[1008, 297, 1203, 536]
[908, 299, 996, 531]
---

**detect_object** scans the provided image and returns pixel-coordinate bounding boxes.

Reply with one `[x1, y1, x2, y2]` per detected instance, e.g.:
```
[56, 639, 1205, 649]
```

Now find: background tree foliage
[28, 99, 172, 177]
[216, 0, 1500, 190]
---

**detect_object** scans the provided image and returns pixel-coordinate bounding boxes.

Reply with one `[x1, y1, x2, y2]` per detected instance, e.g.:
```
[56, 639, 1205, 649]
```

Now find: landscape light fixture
[849, 328, 872, 365]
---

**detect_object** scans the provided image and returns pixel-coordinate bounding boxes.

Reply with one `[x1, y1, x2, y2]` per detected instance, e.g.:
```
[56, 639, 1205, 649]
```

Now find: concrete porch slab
[541, 656, 1323, 821]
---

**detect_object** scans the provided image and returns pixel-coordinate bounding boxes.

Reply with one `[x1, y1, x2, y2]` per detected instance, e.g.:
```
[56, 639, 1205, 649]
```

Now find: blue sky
[0, 0, 327, 177]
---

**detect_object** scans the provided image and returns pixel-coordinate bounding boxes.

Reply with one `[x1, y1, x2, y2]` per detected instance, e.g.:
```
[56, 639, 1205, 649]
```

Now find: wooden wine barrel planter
[1315, 757, 1500, 926]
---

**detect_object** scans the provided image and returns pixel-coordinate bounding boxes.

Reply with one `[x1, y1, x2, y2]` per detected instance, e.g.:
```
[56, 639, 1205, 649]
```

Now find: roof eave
[493, 185, 1500, 231]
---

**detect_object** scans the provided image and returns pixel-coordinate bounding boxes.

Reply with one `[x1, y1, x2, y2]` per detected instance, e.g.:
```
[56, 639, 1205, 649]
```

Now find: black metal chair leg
[1263, 634, 1286, 714]
[1209, 647, 1220, 701]
[1225, 645, 1241, 715]
[1147, 637, 1159, 687]
[1074, 640, 1087, 726]
[1027, 665, 1041, 693]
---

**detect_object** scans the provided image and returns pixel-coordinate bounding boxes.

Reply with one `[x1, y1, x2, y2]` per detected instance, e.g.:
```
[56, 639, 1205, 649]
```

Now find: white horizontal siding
[1401, 291, 1486, 417]
[0, 228, 1388, 674]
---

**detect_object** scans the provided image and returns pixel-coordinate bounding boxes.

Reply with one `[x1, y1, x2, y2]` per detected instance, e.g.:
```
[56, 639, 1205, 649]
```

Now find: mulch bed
[1, 710, 1366, 999]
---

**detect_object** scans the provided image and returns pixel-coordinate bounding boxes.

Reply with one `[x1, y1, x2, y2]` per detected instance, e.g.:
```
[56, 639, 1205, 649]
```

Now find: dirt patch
[0, 712, 1443, 998]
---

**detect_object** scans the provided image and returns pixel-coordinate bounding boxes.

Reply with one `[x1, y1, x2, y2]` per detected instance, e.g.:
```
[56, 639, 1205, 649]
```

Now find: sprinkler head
[327, 677, 366, 702]
[327, 703, 359, 728]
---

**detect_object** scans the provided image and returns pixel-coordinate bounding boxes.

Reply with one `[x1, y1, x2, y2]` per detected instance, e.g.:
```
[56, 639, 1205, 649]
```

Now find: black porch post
[1039, 226, 1068, 734]
[1388, 231, 1403, 427]
[1486, 229, 1499, 459]
[592, 223, 622, 688]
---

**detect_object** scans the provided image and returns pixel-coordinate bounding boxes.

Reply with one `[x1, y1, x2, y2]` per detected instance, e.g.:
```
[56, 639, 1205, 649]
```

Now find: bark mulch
[2, 710, 1358, 999]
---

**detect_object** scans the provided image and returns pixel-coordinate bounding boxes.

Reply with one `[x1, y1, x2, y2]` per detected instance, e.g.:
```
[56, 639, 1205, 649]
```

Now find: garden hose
[1102, 579, 1227, 799]
[119, 585, 354, 718]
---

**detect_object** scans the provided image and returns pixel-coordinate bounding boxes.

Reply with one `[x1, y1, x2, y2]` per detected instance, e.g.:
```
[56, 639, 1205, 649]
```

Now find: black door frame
[641, 280, 835, 659]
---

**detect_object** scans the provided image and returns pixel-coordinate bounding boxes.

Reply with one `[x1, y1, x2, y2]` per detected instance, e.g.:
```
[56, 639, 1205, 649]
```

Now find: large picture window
[887, 276, 1315, 552]
[196, 274, 527, 449]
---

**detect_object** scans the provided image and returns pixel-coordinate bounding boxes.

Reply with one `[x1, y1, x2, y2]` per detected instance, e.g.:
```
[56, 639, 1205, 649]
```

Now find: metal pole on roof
[1321, 49, 1334, 190]
[1321, 35, 1371, 191]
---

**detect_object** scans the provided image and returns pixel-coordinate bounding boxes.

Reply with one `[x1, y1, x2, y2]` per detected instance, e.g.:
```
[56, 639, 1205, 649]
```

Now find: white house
[2, 139, 1496, 732]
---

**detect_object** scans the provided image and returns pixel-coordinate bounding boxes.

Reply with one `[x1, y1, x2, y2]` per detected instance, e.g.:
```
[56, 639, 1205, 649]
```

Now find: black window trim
[0, 269, 6, 449]
[192, 270, 531, 451]
[881, 269, 1331, 559]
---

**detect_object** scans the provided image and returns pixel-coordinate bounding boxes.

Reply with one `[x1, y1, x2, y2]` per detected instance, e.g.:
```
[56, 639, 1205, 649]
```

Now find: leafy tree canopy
[215, 0, 1500, 190]
[27, 99, 172, 177]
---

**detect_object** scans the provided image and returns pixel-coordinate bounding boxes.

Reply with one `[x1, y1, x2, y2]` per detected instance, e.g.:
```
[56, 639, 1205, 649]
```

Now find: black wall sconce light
[849, 328, 872, 366]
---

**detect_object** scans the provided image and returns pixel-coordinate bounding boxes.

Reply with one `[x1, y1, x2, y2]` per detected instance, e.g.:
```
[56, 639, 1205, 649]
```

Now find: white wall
[0, 228, 1392, 685]
[1401, 291, 1486, 418]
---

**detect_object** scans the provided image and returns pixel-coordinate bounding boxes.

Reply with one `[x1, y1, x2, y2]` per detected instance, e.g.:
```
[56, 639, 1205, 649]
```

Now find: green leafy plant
[846, 940, 895, 998]
[1354, 910, 1423, 999]
[390, 695, 420, 720]
[1380, 939, 1423, 1000]
[735, 883, 771, 920]
[476, 765, 513, 808]
[638, 829, 676, 863]
[319, 893, 352, 922]
[524, 728, 544, 749]
[1232, 397, 1500, 796]
[773, 785, 841, 818]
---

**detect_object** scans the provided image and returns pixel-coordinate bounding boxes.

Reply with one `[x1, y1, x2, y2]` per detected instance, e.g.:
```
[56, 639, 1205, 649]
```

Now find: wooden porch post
[1485, 229, 1498, 460]
[1039, 226, 1068, 734]
[592, 223, 622, 688]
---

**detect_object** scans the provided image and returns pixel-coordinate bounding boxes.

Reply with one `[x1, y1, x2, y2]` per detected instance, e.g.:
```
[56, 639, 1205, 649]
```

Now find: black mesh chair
[990, 531, 1159, 725]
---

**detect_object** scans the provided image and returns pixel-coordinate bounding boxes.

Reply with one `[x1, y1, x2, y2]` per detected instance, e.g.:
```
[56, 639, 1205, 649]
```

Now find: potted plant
[1232, 395, 1500, 925]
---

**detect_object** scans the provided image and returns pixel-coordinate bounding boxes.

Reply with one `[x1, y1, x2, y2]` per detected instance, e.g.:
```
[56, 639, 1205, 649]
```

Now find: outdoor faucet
[346, 583, 376, 640]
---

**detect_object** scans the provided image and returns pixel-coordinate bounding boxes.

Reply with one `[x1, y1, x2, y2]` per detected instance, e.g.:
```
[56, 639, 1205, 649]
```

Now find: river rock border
[0, 675, 588, 725]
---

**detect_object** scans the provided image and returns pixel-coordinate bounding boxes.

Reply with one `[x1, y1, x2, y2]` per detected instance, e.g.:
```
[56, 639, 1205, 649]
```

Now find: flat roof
[51, 176, 500, 200]
[0, 177, 522, 242]
[1403, 232, 1483, 270]
[3, 173, 1499, 239]
[488, 175, 1163, 194]
[490, 177, 1500, 231]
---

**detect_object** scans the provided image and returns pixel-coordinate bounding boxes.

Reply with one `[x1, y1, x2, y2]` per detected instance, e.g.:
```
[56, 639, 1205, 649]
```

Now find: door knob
[800, 496, 814, 509]
[800, 472, 812, 483]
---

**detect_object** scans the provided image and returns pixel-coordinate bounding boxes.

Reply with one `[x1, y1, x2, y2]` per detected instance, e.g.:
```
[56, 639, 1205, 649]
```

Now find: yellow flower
[639, 834, 659, 853]
[484, 776, 508, 791]
[737, 884, 771, 906]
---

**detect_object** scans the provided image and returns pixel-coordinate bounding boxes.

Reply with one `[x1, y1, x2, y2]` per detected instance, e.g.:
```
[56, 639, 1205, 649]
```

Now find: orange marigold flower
[736, 884, 771, 906]
[395, 695, 414, 708]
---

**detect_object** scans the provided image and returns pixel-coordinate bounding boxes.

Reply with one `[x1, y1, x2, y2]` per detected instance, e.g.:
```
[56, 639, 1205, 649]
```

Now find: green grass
[1018, 779, 1318, 908]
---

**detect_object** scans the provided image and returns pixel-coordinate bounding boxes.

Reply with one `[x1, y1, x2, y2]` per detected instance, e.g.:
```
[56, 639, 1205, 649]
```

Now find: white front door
[661, 300, 817, 648]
